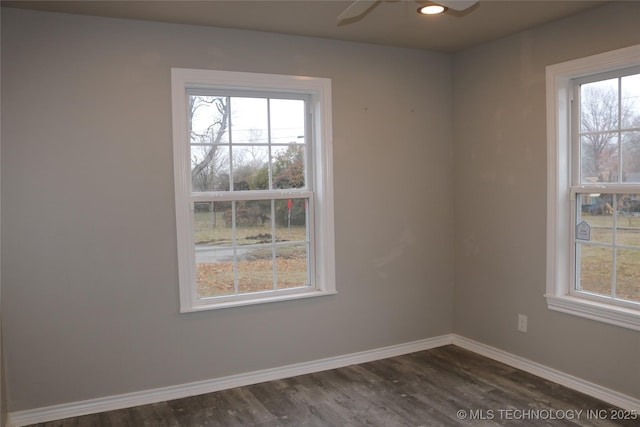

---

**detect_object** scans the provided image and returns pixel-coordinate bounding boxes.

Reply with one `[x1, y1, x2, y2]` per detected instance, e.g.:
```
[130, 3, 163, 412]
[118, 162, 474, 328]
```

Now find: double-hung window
[172, 69, 335, 312]
[547, 45, 640, 330]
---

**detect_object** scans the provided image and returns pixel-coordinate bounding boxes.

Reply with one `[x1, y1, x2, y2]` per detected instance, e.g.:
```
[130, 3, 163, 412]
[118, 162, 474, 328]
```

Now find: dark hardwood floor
[28, 345, 638, 426]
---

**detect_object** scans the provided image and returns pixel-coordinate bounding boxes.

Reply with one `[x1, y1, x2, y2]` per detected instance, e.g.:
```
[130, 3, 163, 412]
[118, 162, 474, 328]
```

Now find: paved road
[195, 246, 252, 263]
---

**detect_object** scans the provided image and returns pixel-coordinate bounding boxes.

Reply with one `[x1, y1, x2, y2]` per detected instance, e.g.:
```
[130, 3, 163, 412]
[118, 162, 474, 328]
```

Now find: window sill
[545, 294, 640, 331]
[181, 289, 337, 313]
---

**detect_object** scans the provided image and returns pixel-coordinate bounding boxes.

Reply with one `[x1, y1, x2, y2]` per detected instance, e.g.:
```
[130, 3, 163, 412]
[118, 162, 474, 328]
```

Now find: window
[546, 45, 640, 330]
[172, 69, 335, 312]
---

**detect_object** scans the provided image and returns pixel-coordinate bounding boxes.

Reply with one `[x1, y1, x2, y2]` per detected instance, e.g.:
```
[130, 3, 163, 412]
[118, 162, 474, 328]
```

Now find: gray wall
[1, 5, 6, 425]
[1, 8, 454, 411]
[453, 2, 640, 400]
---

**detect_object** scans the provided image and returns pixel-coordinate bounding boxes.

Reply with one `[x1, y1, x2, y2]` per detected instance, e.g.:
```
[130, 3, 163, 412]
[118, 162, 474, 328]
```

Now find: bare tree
[580, 85, 620, 181]
[580, 83, 640, 182]
[190, 96, 229, 191]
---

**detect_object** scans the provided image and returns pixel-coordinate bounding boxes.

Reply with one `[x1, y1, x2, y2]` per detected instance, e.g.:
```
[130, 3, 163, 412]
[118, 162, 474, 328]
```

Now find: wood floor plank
[217, 386, 276, 426]
[283, 372, 364, 426]
[307, 367, 411, 426]
[27, 345, 637, 426]
[246, 380, 312, 424]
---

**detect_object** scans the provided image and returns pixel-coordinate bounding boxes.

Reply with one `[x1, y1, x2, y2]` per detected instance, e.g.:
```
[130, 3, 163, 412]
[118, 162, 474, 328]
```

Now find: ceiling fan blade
[434, 0, 478, 11]
[337, 0, 381, 22]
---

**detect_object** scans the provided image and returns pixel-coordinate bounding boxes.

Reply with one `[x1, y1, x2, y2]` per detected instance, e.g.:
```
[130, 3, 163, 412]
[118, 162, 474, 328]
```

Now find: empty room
[1, 1, 639, 426]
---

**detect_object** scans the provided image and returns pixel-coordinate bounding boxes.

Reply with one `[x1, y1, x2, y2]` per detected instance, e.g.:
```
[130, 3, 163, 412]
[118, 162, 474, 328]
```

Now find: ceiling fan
[337, 0, 479, 22]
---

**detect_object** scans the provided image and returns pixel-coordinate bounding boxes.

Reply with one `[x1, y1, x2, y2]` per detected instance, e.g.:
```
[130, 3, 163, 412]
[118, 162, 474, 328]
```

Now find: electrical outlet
[518, 314, 528, 333]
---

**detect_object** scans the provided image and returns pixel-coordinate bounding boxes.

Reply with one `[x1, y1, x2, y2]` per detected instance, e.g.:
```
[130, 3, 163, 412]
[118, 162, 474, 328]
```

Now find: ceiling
[2, 0, 608, 52]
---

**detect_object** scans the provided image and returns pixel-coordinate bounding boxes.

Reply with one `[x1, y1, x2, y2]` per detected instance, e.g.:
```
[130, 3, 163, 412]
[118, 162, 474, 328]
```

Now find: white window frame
[172, 68, 336, 312]
[546, 44, 640, 331]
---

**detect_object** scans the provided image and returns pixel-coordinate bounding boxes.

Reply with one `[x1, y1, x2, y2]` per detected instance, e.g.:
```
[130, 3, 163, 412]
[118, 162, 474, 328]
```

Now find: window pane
[234, 200, 272, 244]
[197, 261, 235, 298]
[191, 145, 230, 191]
[276, 244, 309, 289]
[272, 145, 305, 189]
[237, 246, 274, 294]
[194, 202, 233, 247]
[274, 198, 308, 242]
[577, 194, 614, 243]
[621, 73, 640, 129]
[615, 248, 640, 303]
[577, 244, 613, 296]
[232, 145, 269, 190]
[580, 133, 619, 183]
[616, 194, 640, 246]
[622, 131, 640, 182]
[270, 99, 305, 145]
[193, 201, 235, 298]
[230, 97, 268, 144]
[190, 96, 229, 144]
[580, 79, 619, 133]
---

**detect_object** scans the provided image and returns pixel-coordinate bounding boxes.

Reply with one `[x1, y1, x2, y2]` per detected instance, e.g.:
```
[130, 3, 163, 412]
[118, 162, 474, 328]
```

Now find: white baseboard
[8, 333, 639, 426]
[7, 335, 453, 427]
[451, 334, 640, 413]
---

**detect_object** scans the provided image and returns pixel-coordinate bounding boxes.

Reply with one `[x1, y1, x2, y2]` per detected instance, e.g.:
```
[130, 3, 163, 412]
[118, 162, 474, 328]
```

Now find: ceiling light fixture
[417, 4, 447, 15]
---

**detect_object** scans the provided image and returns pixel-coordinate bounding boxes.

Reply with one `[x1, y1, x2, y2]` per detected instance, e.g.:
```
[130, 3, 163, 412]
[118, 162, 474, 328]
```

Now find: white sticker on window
[576, 221, 591, 241]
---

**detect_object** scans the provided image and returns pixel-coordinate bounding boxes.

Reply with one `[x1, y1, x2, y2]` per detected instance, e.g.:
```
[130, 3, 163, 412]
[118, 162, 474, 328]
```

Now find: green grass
[578, 214, 640, 302]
